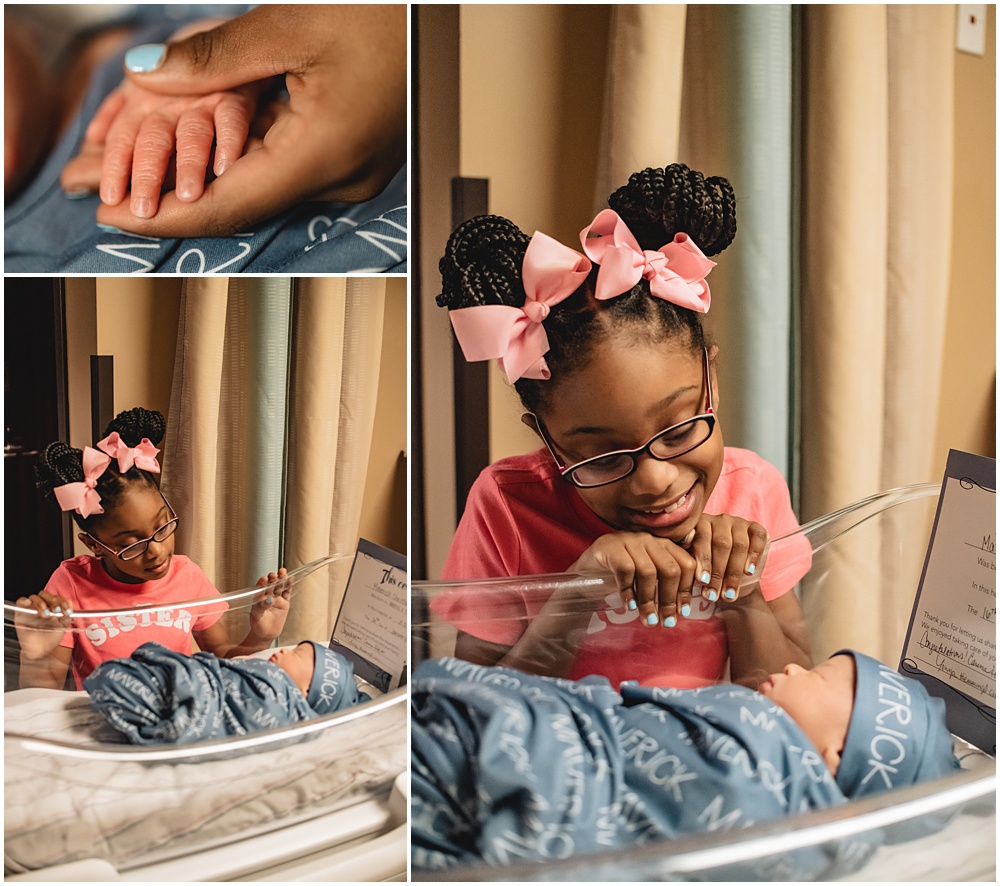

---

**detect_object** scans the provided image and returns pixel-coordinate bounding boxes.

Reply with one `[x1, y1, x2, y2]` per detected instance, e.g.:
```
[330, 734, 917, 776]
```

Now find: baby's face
[757, 655, 856, 773]
[269, 642, 315, 696]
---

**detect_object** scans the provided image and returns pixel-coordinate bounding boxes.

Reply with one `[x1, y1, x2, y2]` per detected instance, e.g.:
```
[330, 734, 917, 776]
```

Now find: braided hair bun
[101, 407, 166, 448]
[35, 407, 166, 528]
[608, 164, 736, 257]
[437, 215, 531, 310]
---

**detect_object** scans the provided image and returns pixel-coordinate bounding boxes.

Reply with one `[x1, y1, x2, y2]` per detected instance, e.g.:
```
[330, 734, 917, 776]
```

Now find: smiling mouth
[630, 482, 697, 516]
[146, 558, 169, 573]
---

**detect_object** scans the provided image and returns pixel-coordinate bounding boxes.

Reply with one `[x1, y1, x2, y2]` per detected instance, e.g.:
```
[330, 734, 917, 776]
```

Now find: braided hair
[35, 407, 166, 529]
[437, 163, 737, 414]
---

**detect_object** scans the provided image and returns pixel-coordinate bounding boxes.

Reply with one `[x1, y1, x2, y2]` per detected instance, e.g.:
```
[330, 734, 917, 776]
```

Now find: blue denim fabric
[4, 13, 407, 274]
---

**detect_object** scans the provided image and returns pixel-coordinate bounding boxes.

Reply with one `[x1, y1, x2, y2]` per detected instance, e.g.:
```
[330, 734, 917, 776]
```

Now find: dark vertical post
[90, 355, 114, 443]
[450, 176, 491, 525]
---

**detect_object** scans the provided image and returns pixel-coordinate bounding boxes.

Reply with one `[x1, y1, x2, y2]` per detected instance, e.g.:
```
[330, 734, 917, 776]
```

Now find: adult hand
[96, 4, 406, 237]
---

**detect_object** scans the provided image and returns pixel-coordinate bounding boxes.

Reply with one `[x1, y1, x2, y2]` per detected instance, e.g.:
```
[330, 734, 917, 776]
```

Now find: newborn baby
[411, 651, 960, 878]
[86, 640, 369, 745]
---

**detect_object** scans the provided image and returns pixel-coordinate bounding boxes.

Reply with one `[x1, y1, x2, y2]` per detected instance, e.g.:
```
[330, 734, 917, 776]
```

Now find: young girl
[15, 406, 290, 690]
[435, 163, 813, 690]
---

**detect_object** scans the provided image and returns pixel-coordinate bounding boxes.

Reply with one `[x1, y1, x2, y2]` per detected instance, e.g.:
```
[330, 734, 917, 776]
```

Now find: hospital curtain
[798, 6, 954, 661]
[162, 277, 386, 646]
[596, 5, 956, 662]
[596, 5, 795, 479]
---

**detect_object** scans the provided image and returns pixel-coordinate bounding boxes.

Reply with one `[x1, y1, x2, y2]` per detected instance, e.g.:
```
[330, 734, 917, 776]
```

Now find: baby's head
[759, 651, 960, 798]
[270, 641, 357, 716]
[437, 164, 737, 544]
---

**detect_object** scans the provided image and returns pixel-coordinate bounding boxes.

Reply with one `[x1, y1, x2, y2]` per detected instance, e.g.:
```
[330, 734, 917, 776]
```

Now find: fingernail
[43, 609, 52, 617]
[52, 606, 62, 614]
[699, 571, 711, 585]
[176, 178, 199, 201]
[65, 607, 74, 616]
[627, 599, 637, 611]
[125, 43, 166, 73]
[64, 189, 93, 200]
[723, 588, 737, 601]
[214, 156, 231, 176]
[706, 589, 718, 602]
[132, 196, 153, 218]
[97, 223, 129, 234]
[662, 615, 676, 629]
[645, 613, 657, 626]
[681, 604, 691, 618]
[746, 563, 756, 575]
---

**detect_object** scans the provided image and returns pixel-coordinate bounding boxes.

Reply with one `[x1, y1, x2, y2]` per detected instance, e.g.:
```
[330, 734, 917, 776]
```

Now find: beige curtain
[282, 278, 386, 644]
[162, 277, 386, 647]
[799, 5, 954, 661]
[596, 5, 956, 663]
[593, 5, 687, 210]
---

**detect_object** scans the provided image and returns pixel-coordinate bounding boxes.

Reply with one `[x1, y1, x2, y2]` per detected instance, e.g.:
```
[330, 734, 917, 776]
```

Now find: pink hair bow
[579, 209, 716, 312]
[448, 231, 592, 383]
[53, 446, 111, 518]
[97, 432, 161, 474]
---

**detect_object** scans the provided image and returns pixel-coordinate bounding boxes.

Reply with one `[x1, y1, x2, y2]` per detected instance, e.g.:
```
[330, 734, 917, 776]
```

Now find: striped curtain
[162, 277, 386, 646]
[596, 4, 956, 661]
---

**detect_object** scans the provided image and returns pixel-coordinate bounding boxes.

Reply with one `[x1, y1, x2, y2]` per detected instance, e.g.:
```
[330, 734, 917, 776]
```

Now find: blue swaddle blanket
[4, 8, 406, 273]
[411, 658, 881, 880]
[85, 641, 365, 744]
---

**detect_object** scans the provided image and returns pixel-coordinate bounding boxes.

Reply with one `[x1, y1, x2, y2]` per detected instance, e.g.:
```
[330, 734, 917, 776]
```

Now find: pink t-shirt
[47, 554, 224, 688]
[438, 446, 811, 687]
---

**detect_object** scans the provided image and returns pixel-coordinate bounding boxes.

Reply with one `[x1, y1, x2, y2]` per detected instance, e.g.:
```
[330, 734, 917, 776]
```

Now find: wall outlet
[957, 4, 987, 56]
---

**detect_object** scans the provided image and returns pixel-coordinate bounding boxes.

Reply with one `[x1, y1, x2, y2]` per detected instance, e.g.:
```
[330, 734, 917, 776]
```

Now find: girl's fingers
[174, 105, 215, 201]
[212, 92, 251, 176]
[719, 526, 749, 602]
[745, 522, 769, 577]
[689, 521, 715, 602]
[100, 111, 143, 206]
[129, 113, 177, 217]
[650, 542, 695, 629]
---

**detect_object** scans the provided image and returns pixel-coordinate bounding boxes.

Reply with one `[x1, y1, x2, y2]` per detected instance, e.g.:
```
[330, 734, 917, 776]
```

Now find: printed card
[329, 539, 407, 692]
[899, 450, 996, 754]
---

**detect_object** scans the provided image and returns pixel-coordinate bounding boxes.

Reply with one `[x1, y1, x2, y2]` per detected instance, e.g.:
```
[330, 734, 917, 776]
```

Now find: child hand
[688, 514, 769, 604]
[249, 568, 292, 640]
[13, 591, 73, 661]
[61, 78, 258, 217]
[569, 531, 698, 629]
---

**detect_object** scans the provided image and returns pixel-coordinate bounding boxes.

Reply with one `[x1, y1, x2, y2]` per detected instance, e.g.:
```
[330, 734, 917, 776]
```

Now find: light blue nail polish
[723, 588, 737, 601]
[265, 596, 274, 605]
[628, 599, 637, 611]
[646, 613, 657, 626]
[97, 223, 129, 235]
[681, 604, 691, 618]
[64, 189, 93, 200]
[706, 589, 718, 602]
[746, 563, 756, 575]
[125, 43, 166, 73]
[52, 606, 62, 614]
[662, 616, 676, 628]
[700, 570, 711, 585]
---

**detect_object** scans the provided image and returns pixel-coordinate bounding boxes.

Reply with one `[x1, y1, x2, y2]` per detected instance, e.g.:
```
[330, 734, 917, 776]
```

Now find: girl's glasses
[526, 349, 716, 489]
[86, 492, 180, 561]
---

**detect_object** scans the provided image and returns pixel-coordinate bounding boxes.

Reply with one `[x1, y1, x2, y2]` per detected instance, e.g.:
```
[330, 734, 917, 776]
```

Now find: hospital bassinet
[411, 483, 996, 881]
[4, 555, 408, 882]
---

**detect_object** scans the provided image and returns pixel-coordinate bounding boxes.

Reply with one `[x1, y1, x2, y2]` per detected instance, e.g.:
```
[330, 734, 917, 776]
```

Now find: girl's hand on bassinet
[687, 514, 769, 605]
[249, 567, 292, 640]
[13, 590, 73, 661]
[569, 531, 698, 629]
